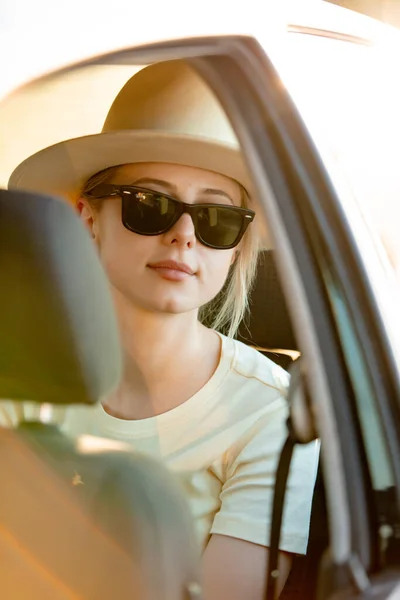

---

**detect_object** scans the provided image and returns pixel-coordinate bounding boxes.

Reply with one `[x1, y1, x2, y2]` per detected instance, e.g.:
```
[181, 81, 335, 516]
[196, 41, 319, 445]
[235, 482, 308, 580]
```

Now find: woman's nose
[162, 213, 196, 248]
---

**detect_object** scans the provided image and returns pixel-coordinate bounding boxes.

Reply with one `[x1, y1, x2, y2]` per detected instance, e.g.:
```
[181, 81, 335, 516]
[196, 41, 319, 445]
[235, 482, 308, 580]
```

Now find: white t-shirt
[0, 334, 319, 554]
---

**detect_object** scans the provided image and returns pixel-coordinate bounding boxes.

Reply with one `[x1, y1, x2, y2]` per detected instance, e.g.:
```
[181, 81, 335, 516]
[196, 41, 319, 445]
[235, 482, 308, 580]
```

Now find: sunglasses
[83, 184, 255, 250]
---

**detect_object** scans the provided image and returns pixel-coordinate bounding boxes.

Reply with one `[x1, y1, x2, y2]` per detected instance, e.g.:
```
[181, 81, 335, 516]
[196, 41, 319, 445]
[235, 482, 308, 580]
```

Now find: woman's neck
[103, 292, 221, 420]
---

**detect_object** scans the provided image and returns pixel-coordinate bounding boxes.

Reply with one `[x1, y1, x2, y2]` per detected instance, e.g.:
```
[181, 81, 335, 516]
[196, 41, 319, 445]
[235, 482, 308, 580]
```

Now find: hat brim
[8, 130, 252, 203]
[9, 130, 271, 247]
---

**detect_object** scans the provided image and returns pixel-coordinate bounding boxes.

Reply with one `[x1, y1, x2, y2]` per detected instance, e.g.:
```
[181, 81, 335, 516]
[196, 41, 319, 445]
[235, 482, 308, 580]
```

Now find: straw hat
[8, 60, 253, 204]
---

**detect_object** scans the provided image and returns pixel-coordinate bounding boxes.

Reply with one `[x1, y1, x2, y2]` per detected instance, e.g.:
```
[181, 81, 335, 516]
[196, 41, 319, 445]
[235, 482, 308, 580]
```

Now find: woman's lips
[147, 260, 196, 282]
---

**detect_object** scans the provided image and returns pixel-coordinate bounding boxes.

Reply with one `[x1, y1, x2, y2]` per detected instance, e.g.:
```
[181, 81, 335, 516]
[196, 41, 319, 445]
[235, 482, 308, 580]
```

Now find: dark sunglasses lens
[122, 191, 177, 234]
[197, 206, 243, 248]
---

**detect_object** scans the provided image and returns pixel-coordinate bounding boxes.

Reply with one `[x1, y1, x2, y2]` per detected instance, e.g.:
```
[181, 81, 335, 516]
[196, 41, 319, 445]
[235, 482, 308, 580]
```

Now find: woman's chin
[126, 292, 200, 316]
[151, 298, 198, 315]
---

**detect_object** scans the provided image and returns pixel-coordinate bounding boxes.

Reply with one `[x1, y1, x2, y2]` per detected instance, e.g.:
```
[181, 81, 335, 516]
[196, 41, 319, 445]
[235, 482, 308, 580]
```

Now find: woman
[6, 60, 319, 599]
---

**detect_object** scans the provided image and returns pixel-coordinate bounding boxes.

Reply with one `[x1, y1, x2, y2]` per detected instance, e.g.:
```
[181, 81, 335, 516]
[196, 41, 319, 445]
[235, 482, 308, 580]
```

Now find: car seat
[237, 250, 298, 371]
[0, 189, 199, 600]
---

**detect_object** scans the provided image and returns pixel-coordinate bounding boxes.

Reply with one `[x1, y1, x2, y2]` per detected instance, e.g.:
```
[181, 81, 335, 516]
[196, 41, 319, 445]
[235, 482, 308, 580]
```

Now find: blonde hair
[82, 166, 260, 338]
[198, 186, 260, 338]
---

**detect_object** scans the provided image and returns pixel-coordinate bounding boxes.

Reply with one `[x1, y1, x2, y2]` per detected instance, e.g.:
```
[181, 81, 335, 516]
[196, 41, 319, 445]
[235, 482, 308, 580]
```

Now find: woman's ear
[76, 198, 99, 240]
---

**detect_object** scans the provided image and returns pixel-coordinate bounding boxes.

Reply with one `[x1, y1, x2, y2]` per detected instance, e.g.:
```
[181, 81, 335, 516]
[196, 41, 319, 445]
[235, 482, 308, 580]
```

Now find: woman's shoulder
[206, 334, 292, 435]
[221, 334, 290, 397]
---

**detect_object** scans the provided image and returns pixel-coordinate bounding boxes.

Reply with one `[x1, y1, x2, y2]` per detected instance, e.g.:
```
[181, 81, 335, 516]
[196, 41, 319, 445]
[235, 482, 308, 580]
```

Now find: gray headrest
[0, 189, 122, 405]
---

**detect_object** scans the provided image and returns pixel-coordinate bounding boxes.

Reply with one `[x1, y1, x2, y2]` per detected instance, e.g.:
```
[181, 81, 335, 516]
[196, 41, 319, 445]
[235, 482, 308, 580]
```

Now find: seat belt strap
[265, 431, 296, 600]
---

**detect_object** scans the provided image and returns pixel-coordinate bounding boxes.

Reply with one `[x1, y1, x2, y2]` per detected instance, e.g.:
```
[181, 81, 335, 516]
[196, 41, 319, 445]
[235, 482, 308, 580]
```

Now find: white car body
[1, 0, 399, 98]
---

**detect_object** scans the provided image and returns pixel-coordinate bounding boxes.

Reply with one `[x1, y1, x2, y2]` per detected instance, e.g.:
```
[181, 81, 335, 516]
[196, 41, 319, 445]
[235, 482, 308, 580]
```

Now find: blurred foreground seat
[0, 189, 198, 600]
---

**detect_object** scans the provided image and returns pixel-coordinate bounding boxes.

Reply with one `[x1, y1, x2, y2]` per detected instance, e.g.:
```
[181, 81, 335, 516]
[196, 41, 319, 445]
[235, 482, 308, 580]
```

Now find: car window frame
[189, 36, 400, 588]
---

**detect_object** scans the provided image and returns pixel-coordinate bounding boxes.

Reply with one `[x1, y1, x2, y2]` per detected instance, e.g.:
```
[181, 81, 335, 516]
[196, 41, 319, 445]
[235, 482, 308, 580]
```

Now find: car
[1, 1, 400, 598]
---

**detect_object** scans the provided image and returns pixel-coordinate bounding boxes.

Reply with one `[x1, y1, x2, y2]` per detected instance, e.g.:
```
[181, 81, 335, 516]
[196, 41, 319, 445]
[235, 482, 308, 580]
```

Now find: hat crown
[102, 60, 239, 147]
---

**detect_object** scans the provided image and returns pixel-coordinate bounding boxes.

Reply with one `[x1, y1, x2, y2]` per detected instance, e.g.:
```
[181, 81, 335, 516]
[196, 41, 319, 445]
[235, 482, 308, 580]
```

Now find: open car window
[1, 23, 400, 600]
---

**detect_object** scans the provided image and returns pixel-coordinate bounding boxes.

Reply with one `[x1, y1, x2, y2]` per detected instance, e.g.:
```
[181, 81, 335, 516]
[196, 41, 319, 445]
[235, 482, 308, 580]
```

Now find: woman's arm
[203, 534, 292, 600]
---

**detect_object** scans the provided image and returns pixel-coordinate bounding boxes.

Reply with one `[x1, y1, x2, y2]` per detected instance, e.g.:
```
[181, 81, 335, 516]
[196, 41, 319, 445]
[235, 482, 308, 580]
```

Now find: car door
[2, 30, 400, 599]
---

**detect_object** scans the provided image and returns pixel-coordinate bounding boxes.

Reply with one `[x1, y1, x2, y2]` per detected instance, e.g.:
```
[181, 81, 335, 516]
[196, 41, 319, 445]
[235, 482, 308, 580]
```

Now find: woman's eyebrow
[201, 188, 234, 204]
[126, 179, 234, 204]
[130, 177, 176, 192]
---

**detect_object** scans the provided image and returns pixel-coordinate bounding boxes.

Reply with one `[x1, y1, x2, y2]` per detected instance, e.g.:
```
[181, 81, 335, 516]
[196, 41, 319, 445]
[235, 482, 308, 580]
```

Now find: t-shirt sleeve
[210, 397, 320, 554]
